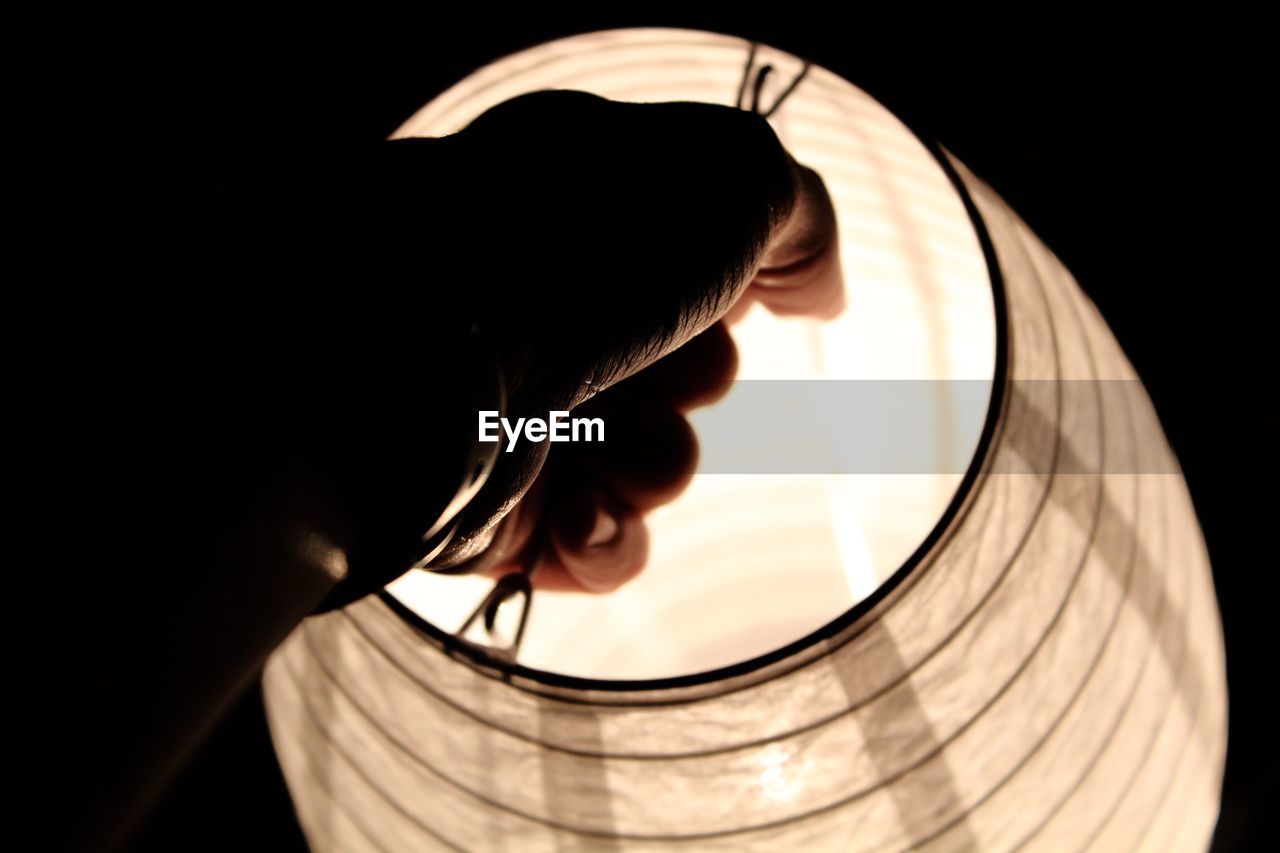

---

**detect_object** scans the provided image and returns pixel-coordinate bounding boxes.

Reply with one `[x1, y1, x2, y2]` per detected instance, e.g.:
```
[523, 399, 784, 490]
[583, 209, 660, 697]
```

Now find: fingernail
[587, 504, 619, 547]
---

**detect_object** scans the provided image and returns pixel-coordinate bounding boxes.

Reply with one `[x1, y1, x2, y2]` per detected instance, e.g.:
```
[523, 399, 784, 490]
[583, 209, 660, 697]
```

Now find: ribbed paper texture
[263, 30, 1226, 852]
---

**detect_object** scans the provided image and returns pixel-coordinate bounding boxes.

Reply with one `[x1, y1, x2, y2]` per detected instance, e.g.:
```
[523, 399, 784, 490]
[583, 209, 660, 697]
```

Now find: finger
[483, 548, 593, 593]
[752, 162, 845, 320]
[752, 232, 845, 318]
[722, 289, 758, 325]
[567, 394, 698, 511]
[547, 481, 648, 593]
[612, 321, 737, 411]
[445, 474, 547, 575]
[522, 562, 593, 593]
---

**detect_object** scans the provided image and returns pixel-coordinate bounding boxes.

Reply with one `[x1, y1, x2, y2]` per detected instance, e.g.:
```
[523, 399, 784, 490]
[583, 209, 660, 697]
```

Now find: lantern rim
[379, 29, 1011, 702]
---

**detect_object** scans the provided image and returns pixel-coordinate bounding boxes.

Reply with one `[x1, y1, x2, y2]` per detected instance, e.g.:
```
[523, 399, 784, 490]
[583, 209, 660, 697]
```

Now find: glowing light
[265, 30, 1226, 853]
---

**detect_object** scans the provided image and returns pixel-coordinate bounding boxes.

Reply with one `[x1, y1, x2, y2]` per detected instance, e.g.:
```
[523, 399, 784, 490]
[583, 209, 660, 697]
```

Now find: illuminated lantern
[263, 29, 1226, 851]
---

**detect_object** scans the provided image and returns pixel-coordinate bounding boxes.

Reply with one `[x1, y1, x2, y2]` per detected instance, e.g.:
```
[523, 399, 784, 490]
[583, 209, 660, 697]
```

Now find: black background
[121, 12, 1273, 851]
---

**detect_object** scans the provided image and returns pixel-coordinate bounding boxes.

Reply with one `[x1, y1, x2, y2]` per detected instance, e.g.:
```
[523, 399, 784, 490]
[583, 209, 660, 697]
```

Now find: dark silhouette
[47, 90, 839, 850]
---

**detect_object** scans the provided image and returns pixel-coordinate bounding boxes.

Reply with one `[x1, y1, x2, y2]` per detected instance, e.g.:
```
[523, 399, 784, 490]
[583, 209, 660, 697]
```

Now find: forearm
[49, 136, 488, 849]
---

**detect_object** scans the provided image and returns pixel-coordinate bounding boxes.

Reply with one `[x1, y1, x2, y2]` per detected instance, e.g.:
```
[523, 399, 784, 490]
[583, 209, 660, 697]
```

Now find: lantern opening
[380, 29, 1002, 685]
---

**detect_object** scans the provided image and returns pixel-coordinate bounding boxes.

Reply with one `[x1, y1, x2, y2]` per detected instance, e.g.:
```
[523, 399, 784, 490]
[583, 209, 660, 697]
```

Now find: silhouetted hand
[412, 91, 843, 592]
[44, 86, 843, 849]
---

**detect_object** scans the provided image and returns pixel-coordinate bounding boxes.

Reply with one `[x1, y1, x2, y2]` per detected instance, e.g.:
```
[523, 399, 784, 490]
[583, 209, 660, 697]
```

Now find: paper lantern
[263, 29, 1227, 851]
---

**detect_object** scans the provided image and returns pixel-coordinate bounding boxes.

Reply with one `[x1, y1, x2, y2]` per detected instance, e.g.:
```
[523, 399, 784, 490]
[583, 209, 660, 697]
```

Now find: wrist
[310, 321, 504, 611]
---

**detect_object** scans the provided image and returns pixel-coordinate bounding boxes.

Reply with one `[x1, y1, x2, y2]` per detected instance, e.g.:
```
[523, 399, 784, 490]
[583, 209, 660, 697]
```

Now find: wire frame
[262, 29, 1227, 852]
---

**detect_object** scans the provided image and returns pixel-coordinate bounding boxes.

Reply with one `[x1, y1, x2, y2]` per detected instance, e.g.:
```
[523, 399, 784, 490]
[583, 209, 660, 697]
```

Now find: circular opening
[384, 28, 1001, 686]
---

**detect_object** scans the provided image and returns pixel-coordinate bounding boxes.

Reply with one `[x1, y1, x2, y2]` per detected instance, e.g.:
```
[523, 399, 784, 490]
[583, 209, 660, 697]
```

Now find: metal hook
[735, 42, 758, 110]
[735, 42, 811, 119]
[452, 523, 547, 663]
[751, 64, 775, 114]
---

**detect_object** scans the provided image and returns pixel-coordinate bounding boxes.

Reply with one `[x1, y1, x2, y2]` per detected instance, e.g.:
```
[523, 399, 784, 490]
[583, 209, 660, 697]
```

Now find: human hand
[425, 90, 843, 591]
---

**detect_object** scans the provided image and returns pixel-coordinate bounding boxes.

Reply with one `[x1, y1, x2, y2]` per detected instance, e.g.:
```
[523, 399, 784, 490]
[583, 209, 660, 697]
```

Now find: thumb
[449, 90, 803, 409]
